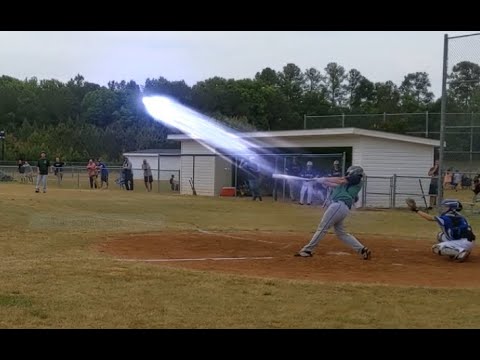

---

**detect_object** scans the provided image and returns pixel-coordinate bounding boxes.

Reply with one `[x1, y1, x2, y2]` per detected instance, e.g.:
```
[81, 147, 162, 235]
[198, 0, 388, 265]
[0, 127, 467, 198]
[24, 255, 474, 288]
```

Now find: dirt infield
[97, 231, 480, 288]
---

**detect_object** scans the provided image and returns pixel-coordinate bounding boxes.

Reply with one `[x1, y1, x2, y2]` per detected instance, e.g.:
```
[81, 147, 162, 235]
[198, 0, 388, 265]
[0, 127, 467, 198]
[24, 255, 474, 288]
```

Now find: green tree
[277, 63, 305, 102]
[448, 61, 480, 109]
[323, 62, 347, 108]
[399, 72, 434, 111]
[303, 67, 324, 93]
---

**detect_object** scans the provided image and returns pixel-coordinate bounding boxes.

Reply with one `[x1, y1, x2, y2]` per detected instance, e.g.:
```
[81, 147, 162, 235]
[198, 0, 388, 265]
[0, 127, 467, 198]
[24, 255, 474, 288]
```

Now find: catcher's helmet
[440, 199, 463, 213]
[346, 165, 364, 177]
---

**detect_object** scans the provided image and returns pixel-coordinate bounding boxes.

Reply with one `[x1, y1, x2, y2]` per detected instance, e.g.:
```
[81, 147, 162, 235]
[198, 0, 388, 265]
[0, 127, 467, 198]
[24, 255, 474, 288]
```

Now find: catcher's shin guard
[432, 244, 459, 257]
[455, 250, 470, 262]
[437, 232, 446, 242]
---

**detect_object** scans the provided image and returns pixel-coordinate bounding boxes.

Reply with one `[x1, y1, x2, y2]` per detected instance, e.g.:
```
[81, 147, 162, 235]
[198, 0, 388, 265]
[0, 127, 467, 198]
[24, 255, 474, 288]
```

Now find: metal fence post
[273, 156, 278, 201]
[438, 33, 449, 207]
[425, 111, 429, 138]
[362, 175, 368, 208]
[392, 174, 397, 208]
[282, 156, 287, 201]
[342, 113, 345, 128]
[192, 155, 195, 190]
[470, 112, 474, 164]
[157, 154, 161, 193]
[234, 156, 238, 197]
[303, 114, 307, 129]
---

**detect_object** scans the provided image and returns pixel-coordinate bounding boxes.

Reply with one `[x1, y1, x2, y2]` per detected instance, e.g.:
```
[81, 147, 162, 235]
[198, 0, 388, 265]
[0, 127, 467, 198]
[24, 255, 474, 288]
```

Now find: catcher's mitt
[405, 198, 419, 212]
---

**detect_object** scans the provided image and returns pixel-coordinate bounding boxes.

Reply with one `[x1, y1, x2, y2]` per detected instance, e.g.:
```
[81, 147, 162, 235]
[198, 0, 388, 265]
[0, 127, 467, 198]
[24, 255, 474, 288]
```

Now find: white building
[167, 128, 441, 208]
[123, 149, 181, 181]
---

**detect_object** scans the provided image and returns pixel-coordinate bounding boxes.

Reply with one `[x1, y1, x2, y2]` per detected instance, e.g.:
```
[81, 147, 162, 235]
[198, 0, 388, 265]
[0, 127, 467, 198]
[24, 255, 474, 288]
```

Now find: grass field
[1, 181, 480, 329]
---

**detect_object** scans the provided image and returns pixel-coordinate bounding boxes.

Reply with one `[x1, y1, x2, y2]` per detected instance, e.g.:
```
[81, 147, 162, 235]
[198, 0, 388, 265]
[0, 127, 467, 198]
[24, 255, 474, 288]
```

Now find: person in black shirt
[239, 156, 262, 201]
[330, 160, 342, 177]
[52, 157, 65, 186]
[18, 159, 25, 183]
[428, 160, 439, 209]
[285, 157, 302, 202]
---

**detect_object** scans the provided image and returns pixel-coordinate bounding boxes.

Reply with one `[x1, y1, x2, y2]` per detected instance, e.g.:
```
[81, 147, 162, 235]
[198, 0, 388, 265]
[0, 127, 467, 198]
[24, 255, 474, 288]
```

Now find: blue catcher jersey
[435, 213, 471, 240]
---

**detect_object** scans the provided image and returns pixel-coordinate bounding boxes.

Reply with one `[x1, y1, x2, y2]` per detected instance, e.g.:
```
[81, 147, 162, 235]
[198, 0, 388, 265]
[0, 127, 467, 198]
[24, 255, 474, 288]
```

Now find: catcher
[405, 198, 476, 262]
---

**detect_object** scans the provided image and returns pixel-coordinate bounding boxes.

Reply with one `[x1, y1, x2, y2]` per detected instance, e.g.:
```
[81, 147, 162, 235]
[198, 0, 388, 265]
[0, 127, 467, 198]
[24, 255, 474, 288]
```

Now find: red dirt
[97, 231, 480, 288]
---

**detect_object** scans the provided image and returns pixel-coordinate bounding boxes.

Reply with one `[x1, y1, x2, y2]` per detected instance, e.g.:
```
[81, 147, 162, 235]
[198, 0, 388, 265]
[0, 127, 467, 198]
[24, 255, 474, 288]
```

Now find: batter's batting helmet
[346, 165, 364, 177]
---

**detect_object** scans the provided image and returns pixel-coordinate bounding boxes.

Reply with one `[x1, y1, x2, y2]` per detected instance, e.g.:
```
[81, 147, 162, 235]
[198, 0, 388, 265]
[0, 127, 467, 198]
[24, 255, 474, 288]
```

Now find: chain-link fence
[3, 157, 478, 212]
[0, 164, 181, 193]
[0, 152, 347, 200]
[362, 172, 480, 211]
[304, 111, 480, 170]
[436, 33, 480, 204]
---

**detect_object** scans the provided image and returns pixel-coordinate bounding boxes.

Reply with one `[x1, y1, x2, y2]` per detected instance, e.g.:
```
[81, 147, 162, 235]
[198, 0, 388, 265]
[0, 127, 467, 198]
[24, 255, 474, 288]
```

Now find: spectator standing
[52, 157, 65, 186]
[35, 151, 50, 193]
[142, 159, 153, 192]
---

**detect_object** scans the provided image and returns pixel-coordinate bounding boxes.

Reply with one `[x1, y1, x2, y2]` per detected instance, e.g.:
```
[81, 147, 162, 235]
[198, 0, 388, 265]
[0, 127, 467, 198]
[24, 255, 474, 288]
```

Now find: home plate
[326, 251, 351, 256]
[392, 263, 404, 266]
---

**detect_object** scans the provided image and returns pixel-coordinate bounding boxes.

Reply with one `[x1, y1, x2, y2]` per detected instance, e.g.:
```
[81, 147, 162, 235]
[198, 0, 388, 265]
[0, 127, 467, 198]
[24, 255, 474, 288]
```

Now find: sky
[1, 31, 479, 99]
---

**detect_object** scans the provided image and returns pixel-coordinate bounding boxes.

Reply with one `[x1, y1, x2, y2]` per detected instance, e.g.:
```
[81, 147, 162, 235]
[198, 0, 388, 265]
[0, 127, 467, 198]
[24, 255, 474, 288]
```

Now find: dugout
[167, 128, 441, 207]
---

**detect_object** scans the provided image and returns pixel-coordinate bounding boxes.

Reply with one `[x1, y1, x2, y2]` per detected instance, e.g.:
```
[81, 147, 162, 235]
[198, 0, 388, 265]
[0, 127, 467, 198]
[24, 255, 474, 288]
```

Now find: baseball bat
[272, 173, 325, 183]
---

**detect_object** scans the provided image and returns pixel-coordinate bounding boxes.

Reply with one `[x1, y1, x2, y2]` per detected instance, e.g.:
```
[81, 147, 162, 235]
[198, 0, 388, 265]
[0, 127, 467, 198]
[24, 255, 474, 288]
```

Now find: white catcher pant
[434, 233, 474, 256]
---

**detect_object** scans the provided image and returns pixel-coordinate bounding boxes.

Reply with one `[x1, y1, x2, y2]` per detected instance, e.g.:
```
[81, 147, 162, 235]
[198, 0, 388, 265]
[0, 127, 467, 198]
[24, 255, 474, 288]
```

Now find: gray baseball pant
[301, 201, 365, 254]
[36, 175, 48, 191]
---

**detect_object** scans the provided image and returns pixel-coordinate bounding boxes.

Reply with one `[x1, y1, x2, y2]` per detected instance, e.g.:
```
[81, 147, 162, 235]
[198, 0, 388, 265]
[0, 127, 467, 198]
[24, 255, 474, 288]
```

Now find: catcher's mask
[440, 199, 463, 214]
[346, 165, 364, 177]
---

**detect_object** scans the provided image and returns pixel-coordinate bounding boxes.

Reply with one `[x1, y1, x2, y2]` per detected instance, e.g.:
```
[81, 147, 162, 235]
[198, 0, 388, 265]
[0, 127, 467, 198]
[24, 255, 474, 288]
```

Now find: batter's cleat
[35, 189, 39, 193]
[455, 250, 470, 262]
[361, 247, 371, 260]
[295, 250, 312, 257]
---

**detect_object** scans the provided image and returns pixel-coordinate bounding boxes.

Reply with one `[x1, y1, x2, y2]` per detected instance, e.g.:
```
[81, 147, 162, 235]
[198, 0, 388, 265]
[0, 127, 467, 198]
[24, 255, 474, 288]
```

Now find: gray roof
[123, 148, 180, 155]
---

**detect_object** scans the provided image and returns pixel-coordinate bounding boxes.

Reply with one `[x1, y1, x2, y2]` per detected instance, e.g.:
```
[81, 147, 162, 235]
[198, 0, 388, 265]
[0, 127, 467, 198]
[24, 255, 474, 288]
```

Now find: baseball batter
[406, 198, 476, 262]
[295, 165, 371, 260]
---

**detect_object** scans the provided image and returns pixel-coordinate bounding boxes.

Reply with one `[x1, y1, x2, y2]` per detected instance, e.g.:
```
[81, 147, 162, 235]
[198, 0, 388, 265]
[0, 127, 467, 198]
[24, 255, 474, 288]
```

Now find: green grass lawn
[1, 182, 480, 328]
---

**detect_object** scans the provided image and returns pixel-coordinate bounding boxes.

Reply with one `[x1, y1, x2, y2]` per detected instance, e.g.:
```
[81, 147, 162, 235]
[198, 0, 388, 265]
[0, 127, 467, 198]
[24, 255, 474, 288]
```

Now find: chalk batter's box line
[197, 229, 279, 245]
[117, 256, 275, 263]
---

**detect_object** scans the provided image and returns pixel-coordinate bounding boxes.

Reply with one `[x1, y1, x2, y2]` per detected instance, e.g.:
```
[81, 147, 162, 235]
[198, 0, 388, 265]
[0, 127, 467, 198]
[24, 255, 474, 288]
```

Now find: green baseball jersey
[37, 158, 50, 175]
[330, 175, 363, 208]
